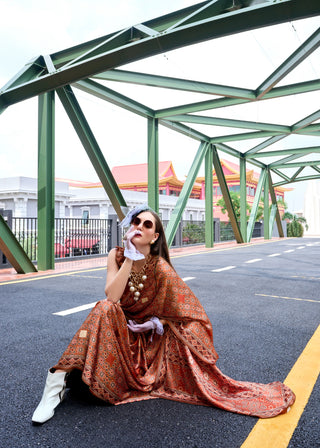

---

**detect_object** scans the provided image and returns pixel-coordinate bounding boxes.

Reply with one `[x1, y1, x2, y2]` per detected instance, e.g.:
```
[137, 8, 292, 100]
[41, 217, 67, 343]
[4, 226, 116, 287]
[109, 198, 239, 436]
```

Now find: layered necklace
[128, 256, 150, 301]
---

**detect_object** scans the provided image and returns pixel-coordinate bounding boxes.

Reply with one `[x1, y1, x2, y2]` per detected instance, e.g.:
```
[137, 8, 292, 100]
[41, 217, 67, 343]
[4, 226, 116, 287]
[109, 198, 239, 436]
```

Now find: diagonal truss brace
[268, 171, 284, 238]
[0, 215, 37, 274]
[56, 85, 127, 220]
[165, 141, 209, 248]
[247, 169, 266, 242]
[212, 145, 244, 243]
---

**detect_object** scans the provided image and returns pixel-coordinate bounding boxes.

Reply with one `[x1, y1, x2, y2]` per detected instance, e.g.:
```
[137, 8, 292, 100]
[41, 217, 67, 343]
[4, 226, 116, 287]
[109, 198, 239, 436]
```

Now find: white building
[0, 176, 206, 222]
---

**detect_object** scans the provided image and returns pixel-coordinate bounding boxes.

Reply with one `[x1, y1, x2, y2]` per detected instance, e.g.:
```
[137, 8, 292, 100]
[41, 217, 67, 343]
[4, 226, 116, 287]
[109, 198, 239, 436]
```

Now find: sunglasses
[131, 216, 154, 229]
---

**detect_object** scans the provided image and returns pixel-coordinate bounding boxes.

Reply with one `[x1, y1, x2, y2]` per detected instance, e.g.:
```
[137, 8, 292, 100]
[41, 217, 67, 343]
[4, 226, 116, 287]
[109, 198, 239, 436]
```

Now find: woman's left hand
[127, 317, 164, 335]
[127, 319, 155, 333]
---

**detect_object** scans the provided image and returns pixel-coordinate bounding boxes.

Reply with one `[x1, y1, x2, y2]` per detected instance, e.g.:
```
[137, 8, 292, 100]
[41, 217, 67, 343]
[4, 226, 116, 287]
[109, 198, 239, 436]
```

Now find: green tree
[283, 211, 308, 237]
[217, 191, 251, 222]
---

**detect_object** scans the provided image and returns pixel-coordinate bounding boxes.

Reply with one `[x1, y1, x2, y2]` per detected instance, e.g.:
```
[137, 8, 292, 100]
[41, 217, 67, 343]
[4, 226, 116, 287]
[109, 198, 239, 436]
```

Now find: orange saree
[54, 250, 295, 418]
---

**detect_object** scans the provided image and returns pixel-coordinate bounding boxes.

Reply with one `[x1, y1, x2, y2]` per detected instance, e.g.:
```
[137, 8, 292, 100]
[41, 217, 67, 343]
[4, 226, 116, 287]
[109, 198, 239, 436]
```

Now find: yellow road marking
[241, 324, 320, 448]
[256, 293, 320, 304]
[0, 267, 106, 286]
[291, 275, 320, 280]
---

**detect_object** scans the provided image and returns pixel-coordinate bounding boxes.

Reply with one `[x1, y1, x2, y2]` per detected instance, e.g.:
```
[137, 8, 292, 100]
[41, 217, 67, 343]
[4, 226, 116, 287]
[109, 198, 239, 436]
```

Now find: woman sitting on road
[32, 204, 295, 424]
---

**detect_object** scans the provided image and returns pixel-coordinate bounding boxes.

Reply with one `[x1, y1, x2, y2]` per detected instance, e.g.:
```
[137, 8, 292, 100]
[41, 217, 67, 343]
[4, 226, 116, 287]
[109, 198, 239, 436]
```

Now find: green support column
[38, 91, 55, 270]
[268, 170, 284, 238]
[165, 141, 209, 248]
[264, 170, 270, 239]
[240, 156, 247, 242]
[247, 169, 267, 242]
[147, 117, 159, 212]
[212, 146, 243, 243]
[205, 144, 214, 247]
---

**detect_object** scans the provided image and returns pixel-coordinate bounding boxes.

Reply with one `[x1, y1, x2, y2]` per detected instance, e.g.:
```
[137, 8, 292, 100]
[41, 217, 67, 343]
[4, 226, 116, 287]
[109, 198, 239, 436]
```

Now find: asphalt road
[0, 237, 319, 448]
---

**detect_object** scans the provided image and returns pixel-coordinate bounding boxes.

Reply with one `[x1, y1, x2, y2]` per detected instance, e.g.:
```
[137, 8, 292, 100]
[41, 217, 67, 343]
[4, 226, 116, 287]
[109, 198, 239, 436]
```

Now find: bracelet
[150, 316, 164, 335]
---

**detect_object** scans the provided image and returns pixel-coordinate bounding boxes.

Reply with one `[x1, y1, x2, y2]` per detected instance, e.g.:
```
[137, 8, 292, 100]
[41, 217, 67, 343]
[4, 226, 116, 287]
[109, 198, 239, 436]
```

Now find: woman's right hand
[123, 226, 145, 261]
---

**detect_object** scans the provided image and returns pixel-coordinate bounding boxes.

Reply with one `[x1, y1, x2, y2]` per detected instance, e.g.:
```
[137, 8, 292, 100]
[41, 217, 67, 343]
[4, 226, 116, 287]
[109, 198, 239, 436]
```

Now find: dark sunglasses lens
[131, 216, 141, 225]
[131, 216, 153, 229]
[144, 220, 153, 229]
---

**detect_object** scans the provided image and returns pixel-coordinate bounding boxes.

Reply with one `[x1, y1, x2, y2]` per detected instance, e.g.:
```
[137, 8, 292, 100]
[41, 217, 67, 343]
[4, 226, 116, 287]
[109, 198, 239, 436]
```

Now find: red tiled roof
[112, 161, 178, 185]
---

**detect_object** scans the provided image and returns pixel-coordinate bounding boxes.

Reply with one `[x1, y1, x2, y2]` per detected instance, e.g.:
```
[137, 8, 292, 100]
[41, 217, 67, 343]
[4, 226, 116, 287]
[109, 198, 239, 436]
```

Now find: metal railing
[11, 217, 113, 262]
[1, 217, 266, 268]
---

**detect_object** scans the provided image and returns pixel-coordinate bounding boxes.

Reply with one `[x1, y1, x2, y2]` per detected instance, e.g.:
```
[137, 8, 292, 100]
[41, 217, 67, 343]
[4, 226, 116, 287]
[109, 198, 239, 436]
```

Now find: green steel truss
[1, 0, 320, 271]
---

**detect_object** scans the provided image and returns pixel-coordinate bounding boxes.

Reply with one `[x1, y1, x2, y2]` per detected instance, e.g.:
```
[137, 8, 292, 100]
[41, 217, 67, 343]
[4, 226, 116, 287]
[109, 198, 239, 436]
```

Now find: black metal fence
[10, 217, 115, 263]
[1, 216, 266, 268]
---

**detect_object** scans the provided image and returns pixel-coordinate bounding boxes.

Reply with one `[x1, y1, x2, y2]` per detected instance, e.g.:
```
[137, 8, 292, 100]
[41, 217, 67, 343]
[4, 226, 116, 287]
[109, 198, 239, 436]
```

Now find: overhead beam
[166, 114, 290, 133]
[73, 79, 154, 118]
[271, 160, 320, 169]
[93, 69, 255, 99]
[246, 146, 320, 159]
[256, 26, 320, 98]
[1, 0, 318, 107]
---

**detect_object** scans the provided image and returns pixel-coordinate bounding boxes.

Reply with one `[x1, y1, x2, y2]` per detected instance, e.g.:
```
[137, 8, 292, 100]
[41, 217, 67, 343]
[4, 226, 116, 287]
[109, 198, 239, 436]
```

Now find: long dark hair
[135, 209, 172, 267]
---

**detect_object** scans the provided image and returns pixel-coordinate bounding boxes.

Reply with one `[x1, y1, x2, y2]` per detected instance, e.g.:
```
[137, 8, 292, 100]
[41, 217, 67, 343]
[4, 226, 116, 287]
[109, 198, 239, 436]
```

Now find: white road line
[212, 266, 236, 272]
[267, 253, 281, 257]
[297, 246, 305, 249]
[53, 301, 98, 316]
[245, 259, 262, 264]
[284, 249, 295, 253]
[182, 276, 195, 281]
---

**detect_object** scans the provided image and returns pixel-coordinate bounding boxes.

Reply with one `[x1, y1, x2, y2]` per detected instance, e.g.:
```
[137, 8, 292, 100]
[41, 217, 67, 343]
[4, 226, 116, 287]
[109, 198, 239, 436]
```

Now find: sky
[0, 0, 319, 214]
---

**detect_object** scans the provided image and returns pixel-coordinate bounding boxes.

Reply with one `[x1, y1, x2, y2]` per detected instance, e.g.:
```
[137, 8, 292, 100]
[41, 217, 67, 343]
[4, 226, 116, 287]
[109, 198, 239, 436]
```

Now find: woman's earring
[150, 240, 155, 245]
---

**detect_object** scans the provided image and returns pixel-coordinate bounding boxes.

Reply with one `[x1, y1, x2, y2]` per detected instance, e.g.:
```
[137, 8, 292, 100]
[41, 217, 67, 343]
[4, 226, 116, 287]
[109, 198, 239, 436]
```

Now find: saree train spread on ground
[54, 249, 295, 418]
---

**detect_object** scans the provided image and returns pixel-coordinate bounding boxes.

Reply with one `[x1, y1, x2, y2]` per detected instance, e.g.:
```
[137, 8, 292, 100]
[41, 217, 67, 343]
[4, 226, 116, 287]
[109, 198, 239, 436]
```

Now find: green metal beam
[56, 85, 127, 220]
[38, 91, 55, 270]
[247, 169, 266, 242]
[268, 171, 284, 237]
[240, 156, 247, 243]
[211, 130, 285, 144]
[271, 160, 320, 169]
[73, 79, 154, 118]
[245, 135, 286, 155]
[265, 79, 320, 99]
[165, 141, 209, 247]
[270, 168, 291, 182]
[0, 215, 37, 274]
[205, 144, 214, 248]
[156, 97, 249, 119]
[269, 152, 313, 168]
[2, 0, 318, 107]
[291, 166, 305, 181]
[159, 119, 210, 143]
[273, 174, 320, 186]
[263, 172, 270, 240]
[165, 114, 290, 133]
[147, 118, 159, 212]
[212, 145, 243, 243]
[257, 26, 320, 98]
[246, 146, 320, 159]
[93, 69, 254, 99]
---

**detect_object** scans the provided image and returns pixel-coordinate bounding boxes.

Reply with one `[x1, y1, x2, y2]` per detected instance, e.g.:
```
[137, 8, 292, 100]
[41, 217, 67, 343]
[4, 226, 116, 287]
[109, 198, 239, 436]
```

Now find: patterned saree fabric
[54, 249, 295, 418]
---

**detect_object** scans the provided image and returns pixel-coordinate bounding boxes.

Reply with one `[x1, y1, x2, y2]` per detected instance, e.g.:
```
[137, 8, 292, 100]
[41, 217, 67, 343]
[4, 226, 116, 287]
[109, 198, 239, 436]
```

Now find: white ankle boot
[32, 369, 67, 424]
